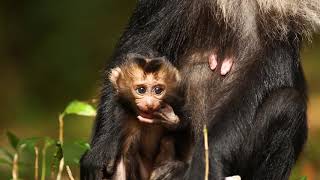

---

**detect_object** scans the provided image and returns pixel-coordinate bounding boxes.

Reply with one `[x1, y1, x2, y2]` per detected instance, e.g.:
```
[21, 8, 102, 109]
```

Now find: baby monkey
[109, 54, 182, 180]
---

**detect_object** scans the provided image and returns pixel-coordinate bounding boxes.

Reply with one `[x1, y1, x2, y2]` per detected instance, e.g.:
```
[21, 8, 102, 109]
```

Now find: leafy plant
[0, 100, 95, 180]
[63, 100, 97, 117]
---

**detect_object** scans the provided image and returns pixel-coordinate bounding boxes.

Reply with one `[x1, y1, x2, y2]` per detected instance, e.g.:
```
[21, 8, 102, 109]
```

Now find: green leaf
[63, 141, 90, 165]
[0, 148, 13, 167]
[0, 147, 13, 161]
[74, 141, 91, 150]
[6, 131, 20, 150]
[300, 176, 307, 180]
[0, 148, 13, 166]
[44, 137, 56, 148]
[0, 158, 12, 165]
[18, 137, 42, 151]
[63, 100, 96, 117]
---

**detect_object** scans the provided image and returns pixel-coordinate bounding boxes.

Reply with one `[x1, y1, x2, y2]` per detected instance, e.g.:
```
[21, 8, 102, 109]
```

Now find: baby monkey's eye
[136, 87, 146, 94]
[153, 86, 164, 95]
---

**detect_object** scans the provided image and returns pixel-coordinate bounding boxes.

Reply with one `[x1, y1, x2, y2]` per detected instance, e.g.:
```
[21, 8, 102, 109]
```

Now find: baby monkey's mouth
[137, 110, 155, 119]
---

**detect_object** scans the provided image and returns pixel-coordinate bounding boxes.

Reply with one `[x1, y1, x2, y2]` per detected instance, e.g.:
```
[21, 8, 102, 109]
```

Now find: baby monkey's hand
[155, 103, 180, 125]
[137, 103, 180, 129]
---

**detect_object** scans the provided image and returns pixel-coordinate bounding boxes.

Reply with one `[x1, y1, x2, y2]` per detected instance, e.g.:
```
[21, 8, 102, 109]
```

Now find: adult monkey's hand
[209, 51, 234, 75]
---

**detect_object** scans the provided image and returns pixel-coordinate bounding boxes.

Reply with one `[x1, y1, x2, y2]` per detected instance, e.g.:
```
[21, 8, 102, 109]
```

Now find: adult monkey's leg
[186, 88, 307, 180]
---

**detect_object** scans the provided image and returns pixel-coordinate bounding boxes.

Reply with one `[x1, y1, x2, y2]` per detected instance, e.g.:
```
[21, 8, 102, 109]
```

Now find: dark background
[0, 0, 319, 179]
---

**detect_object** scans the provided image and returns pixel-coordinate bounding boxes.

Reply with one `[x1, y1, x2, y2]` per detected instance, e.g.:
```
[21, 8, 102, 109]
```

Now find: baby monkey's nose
[144, 97, 161, 112]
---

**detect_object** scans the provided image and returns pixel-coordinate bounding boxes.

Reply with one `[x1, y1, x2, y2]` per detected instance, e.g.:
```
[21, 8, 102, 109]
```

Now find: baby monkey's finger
[137, 116, 157, 123]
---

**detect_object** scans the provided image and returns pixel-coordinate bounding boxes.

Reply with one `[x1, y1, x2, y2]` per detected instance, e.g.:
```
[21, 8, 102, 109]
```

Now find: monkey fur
[108, 54, 191, 180]
[81, 0, 320, 179]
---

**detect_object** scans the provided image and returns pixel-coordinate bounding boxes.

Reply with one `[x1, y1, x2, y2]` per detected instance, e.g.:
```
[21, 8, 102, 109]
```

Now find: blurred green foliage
[0, 101, 93, 179]
[0, 0, 319, 179]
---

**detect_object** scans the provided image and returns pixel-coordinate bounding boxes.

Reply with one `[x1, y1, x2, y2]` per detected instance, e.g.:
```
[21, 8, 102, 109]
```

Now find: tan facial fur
[109, 56, 180, 117]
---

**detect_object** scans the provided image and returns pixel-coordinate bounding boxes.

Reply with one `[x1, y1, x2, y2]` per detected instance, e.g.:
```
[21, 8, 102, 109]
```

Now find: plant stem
[59, 114, 64, 144]
[57, 114, 65, 180]
[12, 153, 18, 180]
[203, 125, 209, 180]
[35, 147, 39, 180]
[66, 165, 75, 180]
[56, 158, 64, 180]
[41, 146, 47, 180]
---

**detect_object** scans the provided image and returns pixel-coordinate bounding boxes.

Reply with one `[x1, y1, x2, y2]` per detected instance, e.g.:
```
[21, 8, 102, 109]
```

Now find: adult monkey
[81, 0, 320, 179]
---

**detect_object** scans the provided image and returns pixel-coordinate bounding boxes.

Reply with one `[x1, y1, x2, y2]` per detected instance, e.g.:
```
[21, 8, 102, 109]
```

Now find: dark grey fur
[81, 0, 319, 179]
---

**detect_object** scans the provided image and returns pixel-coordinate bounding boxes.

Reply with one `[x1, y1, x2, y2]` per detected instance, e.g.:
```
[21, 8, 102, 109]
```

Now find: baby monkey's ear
[174, 68, 181, 83]
[109, 67, 122, 92]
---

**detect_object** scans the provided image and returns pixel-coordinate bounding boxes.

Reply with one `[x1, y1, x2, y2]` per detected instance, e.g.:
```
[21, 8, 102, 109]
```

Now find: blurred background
[0, 0, 319, 179]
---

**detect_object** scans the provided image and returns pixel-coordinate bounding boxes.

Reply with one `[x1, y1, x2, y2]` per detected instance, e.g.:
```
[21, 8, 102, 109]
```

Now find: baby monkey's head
[109, 53, 181, 118]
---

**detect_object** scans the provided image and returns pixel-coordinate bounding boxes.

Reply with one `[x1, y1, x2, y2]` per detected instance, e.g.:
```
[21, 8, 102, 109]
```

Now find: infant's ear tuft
[109, 67, 122, 90]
